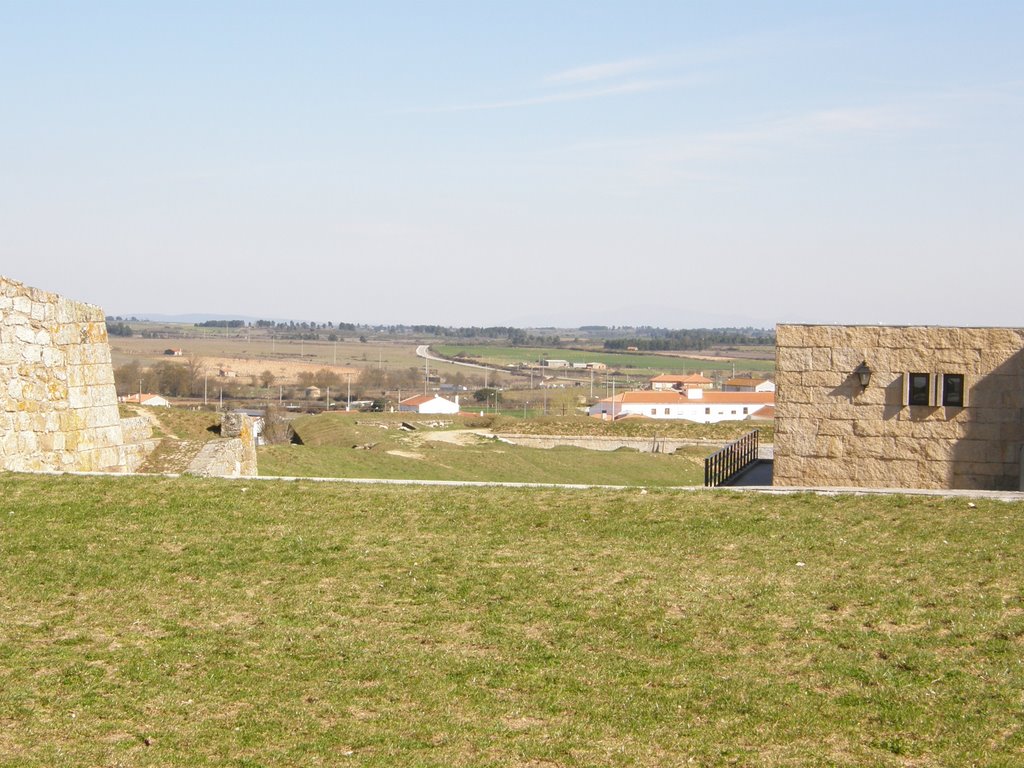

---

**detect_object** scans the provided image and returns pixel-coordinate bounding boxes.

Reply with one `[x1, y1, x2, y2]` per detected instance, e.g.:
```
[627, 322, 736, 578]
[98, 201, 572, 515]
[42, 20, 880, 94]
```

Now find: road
[415, 344, 507, 374]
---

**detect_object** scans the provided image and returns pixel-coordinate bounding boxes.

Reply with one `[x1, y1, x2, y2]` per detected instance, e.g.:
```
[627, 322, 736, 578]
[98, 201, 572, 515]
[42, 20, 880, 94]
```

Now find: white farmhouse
[398, 394, 461, 414]
[120, 393, 171, 407]
[589, 389, 774, 424]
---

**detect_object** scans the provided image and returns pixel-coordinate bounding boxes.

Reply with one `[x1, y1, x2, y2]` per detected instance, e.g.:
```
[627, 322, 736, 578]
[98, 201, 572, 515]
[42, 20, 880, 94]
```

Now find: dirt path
[413, 429, 491, 446]
[122, 404, 172, 437]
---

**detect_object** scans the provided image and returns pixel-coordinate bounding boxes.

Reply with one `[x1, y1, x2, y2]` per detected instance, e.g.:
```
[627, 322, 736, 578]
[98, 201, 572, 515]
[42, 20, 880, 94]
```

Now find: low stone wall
[495, 434, 730, 454]
[119, 415, 158, 473]
[1, 275, 127, 472]
[186, 439, 250, 478]
[120, 415, 152, 445]
[185, 413, 258, 478]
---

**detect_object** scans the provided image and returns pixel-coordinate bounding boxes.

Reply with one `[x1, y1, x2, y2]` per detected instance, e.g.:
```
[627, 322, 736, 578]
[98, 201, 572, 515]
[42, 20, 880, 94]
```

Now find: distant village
[394, 369, 775, 423]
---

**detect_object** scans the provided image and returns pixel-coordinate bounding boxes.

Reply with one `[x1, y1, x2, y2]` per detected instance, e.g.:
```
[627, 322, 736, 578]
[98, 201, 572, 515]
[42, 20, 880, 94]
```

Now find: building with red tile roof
[398, 393, 460, 414]
[589, 389, 773, 423]
[649, 373, 714, 391]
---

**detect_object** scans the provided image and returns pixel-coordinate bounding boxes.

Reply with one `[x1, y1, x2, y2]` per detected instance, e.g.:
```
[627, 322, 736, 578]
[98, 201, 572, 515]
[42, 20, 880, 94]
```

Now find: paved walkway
[723, 459, 774, 487]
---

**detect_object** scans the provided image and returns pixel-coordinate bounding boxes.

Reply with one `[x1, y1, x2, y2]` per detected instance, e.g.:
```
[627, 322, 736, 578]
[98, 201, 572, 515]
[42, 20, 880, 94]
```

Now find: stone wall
[185, 413, 258, 478]
[120, 415, 160, 473]
[774, 324, 1024, 490]
[1, 276, 128, 472]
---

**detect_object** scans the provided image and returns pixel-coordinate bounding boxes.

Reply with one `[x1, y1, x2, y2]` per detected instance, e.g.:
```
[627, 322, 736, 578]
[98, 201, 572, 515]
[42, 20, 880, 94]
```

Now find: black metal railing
[704, 429, 759, 487]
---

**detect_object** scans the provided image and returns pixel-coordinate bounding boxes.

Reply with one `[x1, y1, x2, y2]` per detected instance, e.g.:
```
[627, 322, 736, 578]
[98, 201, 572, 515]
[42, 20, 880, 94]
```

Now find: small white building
[399, 394, 461, 414]
[589, 388, 774, 424]
[723, 377, 775, 393]
[120, 393, 171, 407]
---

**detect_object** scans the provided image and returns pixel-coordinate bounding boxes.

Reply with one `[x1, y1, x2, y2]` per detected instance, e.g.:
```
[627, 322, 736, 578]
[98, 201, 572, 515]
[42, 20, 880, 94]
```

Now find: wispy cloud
[543, 57, 659, 86]
[403, 53, 699, 114]
[570, 104, 919, 162]
[426, 76, 698, 114]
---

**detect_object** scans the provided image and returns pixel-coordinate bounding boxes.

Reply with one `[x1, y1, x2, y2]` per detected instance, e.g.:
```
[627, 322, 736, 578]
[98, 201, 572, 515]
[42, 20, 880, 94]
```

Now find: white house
[589, 388, 774, 424]
[398, 394, 461, 414]
[723, 377, 775, 393]
[120, 393, 171, 407]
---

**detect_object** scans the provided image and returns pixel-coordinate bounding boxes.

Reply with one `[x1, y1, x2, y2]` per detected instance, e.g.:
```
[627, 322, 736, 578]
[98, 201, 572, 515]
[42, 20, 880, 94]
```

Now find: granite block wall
[0, 275, 127, 472]
[774, 324, 1024, 490]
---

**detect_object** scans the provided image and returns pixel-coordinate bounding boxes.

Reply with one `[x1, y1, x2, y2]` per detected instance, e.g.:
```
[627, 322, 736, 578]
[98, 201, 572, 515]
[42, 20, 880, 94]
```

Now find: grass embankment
[1, 474, 1022, 766]
[259, 413, 711, 485]
[487, 414, 774, 443]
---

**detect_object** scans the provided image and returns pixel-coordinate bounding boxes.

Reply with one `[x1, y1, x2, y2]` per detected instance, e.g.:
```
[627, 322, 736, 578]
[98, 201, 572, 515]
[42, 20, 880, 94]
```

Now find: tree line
[603, 328, 775, 351]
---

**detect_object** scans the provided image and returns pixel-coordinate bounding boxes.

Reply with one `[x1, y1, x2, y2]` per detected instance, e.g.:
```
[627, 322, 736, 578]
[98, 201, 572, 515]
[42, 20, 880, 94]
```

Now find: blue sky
[2, 2, 1022, 327]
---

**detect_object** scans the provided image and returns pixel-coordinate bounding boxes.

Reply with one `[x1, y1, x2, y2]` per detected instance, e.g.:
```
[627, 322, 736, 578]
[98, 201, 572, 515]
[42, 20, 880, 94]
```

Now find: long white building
[589, 388, 774, 423]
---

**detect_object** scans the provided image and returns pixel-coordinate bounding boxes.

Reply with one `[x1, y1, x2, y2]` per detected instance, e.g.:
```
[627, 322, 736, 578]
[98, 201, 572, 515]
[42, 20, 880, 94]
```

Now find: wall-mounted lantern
[854, 361, 873, 389]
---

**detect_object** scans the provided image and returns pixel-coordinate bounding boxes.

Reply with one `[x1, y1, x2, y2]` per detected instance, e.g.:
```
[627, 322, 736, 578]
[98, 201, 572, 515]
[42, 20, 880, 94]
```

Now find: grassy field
[258, 413, 709, 486]
[433, 344, 775, 377]
[1, 474, 1022, 766]
[109, 335, 467, 383]
[487, 414, 774, 443]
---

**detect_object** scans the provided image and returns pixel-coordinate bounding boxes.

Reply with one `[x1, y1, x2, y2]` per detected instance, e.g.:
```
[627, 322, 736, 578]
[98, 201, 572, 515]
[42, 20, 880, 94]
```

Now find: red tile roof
[400, 394, 436, 406]
[597, 391, 774, 405]
[650, 373, 713, 384]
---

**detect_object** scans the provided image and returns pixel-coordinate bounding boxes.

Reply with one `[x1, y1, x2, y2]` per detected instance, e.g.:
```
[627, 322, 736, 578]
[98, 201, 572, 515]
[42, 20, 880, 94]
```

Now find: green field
[258, 413, 709, 486]
[2, 474, 1022, 766]
[433, 344, 775, 377]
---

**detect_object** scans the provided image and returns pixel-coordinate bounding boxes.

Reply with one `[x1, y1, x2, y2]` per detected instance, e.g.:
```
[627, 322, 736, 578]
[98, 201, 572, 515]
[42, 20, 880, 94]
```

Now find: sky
[1, 1, 1022, 328]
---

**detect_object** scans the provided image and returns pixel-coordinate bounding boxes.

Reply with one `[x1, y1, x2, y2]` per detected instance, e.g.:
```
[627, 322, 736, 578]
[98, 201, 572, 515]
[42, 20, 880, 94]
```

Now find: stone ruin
[0, 275, 255, 477]
[187, 411, 258, 477]
[1, 275, 133, 472]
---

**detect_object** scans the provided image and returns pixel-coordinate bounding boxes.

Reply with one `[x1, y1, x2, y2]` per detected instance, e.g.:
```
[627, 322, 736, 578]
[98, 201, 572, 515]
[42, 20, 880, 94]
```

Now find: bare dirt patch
[416, 429, 490, 446]
[386, 450, 425, 460]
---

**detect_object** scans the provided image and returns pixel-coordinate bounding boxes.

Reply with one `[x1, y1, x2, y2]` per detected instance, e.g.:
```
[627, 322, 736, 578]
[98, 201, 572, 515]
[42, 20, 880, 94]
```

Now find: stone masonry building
[774, 324, 1024, 491]
[1, 275, 130, 472]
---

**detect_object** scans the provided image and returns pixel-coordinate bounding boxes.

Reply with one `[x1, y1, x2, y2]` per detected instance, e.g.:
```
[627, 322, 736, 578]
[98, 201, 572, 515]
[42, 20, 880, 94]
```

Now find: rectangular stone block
[777, 347, 812, 373]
